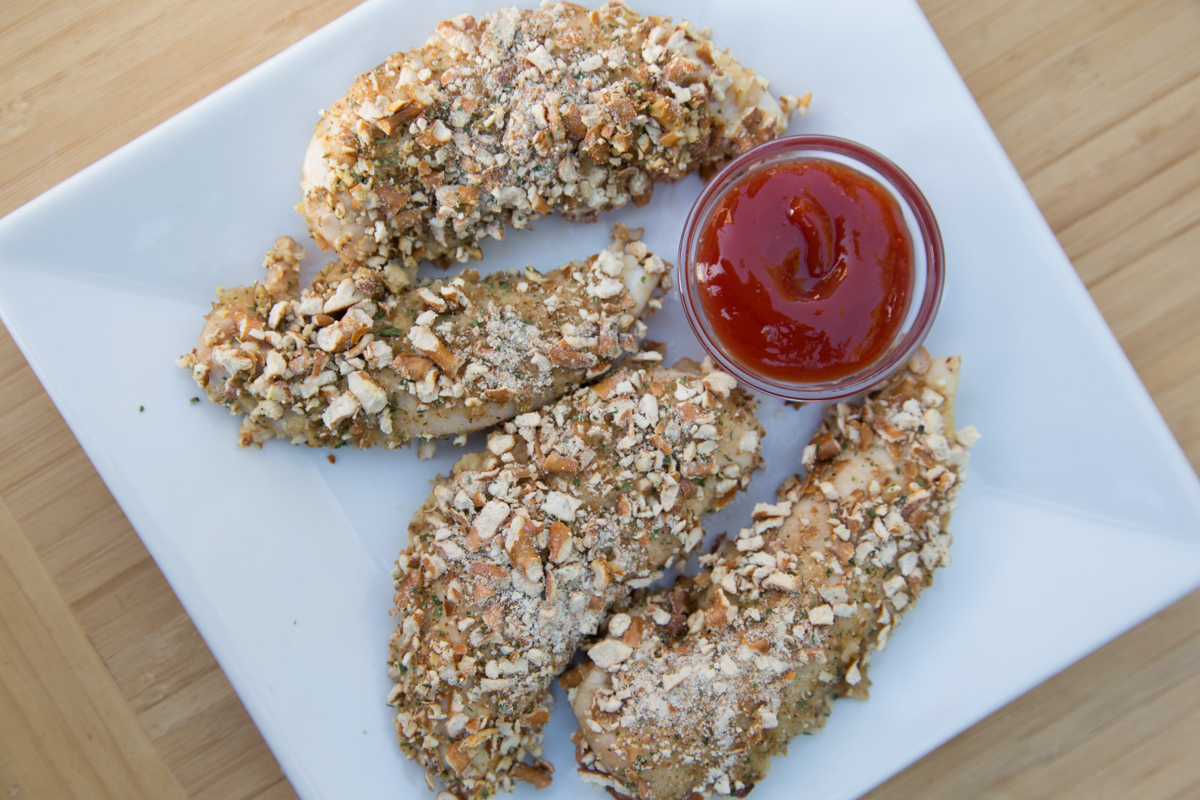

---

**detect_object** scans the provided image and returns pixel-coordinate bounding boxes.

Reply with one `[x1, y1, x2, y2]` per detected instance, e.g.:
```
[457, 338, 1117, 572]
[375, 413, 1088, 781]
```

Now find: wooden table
[2, 1, 1198, 798]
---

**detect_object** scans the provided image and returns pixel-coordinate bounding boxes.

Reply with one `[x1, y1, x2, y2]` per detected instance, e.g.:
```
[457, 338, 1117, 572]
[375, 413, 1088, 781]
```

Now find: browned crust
[300, 1, 807, 268]
[565, 353, 977, 799]
[386, 361, 765, 799]
[177, 226, 667, 449]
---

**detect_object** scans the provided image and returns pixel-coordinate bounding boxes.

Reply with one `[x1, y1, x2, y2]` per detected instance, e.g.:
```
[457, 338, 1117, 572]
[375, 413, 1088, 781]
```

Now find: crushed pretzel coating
[300, 1, 809, 267]
[387, 361, 763, 799]
[179, 226, 666, 448]
[564, 353, 975, 800]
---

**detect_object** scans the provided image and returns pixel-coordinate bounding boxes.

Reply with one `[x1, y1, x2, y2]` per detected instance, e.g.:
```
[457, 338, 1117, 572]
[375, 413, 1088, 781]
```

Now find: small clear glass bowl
[678, 135, 945, 402]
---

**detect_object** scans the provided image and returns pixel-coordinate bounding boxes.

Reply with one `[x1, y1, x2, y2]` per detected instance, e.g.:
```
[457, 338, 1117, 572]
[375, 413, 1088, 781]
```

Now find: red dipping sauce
[695, 159, 914, 383]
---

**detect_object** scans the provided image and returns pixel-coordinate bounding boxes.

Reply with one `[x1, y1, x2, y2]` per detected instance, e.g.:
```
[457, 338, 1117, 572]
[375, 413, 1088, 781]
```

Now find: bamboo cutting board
[1, 1, 1199, 798]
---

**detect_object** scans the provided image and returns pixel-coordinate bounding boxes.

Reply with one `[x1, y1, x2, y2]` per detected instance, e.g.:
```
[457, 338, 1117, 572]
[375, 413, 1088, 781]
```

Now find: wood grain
[0, 496, 185, 800]
[1, 1, 1198, 799]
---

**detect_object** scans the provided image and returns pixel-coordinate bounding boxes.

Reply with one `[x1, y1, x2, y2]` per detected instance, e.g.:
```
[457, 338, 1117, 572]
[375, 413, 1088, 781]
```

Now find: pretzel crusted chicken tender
[178, 226, 666, 448]
[388, 362, 764, 799]
[564, 354, 977, 800]
[301, 1, 808, 267]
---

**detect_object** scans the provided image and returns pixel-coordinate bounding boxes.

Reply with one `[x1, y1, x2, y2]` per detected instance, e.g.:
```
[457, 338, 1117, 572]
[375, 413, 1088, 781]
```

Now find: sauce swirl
[696, 159, 914, 383]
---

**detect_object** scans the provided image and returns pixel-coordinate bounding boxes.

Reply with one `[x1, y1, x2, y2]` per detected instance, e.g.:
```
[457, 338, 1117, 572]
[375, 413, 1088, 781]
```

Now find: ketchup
[696, 159, 914, 383]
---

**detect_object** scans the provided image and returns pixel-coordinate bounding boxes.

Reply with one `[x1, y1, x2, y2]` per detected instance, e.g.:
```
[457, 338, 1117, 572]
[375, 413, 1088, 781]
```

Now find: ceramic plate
[2, 1, 1199, 799]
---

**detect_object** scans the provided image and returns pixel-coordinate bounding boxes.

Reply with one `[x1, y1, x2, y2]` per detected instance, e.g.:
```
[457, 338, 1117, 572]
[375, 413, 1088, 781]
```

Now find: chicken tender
[388, 361, 764, 799]
[301, 0, 808, 267]
[564, 352, 977, 800]
[178, 225, 667, 448]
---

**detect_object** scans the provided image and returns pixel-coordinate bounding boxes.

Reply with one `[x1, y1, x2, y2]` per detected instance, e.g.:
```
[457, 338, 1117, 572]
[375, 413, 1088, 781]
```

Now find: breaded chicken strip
[388, 361, 764, 799]
[564, 353, 977, 800]
[301, 1, 808, 268]
[178, 225, 667, 448]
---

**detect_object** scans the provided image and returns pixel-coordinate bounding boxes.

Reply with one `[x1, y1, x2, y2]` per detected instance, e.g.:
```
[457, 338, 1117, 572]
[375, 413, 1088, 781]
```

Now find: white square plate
[3, 1, 1200, 799]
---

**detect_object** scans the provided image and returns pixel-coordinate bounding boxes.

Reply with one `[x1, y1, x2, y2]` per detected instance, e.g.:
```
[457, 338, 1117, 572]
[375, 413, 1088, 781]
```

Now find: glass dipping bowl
[678, 135, 945, 401]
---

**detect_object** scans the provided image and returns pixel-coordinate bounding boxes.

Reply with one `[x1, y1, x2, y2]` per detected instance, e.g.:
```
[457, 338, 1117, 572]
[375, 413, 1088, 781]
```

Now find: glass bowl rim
[676, 134, 946, 401]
